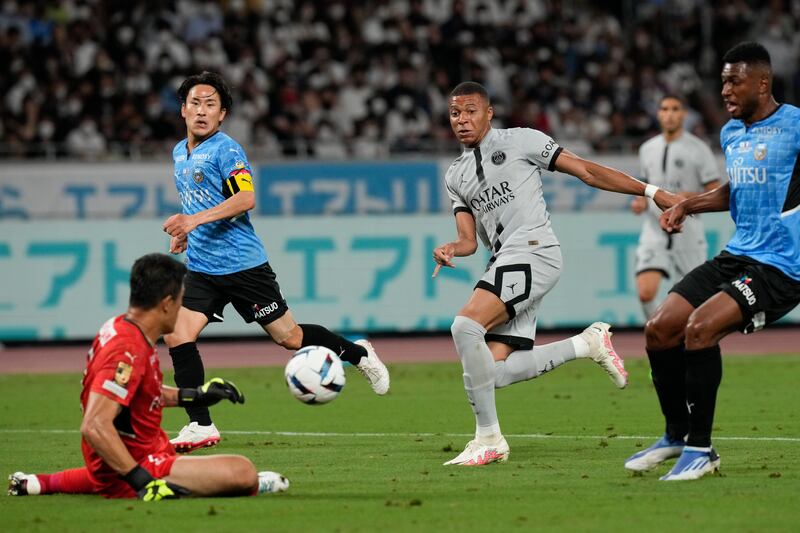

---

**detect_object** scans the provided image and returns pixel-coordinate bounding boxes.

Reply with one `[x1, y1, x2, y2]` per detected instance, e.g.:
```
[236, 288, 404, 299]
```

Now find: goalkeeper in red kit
[8, 253, 288, 500]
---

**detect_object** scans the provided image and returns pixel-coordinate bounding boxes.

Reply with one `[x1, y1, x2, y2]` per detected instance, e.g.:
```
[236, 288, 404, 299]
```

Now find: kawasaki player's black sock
[299, 324, 367, 365]
[647, 344, 690, 441]
[684, 345, 723, 448]
[169, 342, 212, 426]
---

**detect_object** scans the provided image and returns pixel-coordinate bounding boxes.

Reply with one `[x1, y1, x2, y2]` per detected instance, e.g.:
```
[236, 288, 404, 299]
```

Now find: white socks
[451, 316, 501, 442]
[495, 338, 578, 388]
[641, 299, 658, 320]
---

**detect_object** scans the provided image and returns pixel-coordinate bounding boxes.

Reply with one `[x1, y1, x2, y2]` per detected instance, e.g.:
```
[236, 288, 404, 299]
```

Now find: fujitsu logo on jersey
[470, 181, 515, 213]
[727, 166, 766, 184]
[178, 187, 215, 206]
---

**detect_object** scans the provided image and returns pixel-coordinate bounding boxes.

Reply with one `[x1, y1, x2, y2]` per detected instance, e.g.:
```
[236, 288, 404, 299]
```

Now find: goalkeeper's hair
[450, 81, 491, 104]
[129, 253, 187, 309]
[722, 42, 771, 69]
[178, 71, 233, 111]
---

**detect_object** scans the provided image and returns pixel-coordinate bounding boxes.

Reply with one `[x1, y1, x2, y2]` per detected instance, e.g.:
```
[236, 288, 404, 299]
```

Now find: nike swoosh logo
[213, 313, 224, 321]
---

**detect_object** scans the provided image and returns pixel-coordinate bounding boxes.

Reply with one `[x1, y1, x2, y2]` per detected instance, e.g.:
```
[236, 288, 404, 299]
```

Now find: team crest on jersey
[193, 167, 205, 184]
[115, 361, 133, 386]
[234, 160, 245, 169]
[754, 143, 767, 161]
[491, 151, 506, 165]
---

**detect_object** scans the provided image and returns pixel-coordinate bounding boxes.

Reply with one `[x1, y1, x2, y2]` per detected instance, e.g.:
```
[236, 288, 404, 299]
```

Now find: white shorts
[635, 240, 707, 280]
[475, 245, 562, 349]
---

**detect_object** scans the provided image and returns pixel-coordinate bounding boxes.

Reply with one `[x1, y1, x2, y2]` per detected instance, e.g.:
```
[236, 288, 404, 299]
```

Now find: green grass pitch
[1, 355, 798, 532]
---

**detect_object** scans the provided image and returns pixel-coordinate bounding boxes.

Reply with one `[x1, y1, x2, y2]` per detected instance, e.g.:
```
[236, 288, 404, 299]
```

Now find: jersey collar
[185, 130, 222, 157]
[739, 103, 783, 130]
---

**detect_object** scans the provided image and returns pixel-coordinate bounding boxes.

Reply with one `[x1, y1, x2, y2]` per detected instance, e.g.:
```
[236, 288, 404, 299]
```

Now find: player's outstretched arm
[553, 149, 681, 211]
[432, 211, 478, 278]
[81, 392, 190, 501]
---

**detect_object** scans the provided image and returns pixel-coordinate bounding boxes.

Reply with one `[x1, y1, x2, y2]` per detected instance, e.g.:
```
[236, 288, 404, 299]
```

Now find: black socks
[647, 344, 689, 441]
[299, 324, 367, 365]
[684, 345, 723, 447]
[169, 342, 212, 426]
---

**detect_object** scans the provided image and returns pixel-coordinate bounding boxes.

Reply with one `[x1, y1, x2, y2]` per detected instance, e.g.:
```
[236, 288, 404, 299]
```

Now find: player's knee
[638, 288, 657, 303]
[684, 313, 716, 349]
[450, 315, 480, 341]
[229, 456, 258, 494]
[644, 313, 677, 349]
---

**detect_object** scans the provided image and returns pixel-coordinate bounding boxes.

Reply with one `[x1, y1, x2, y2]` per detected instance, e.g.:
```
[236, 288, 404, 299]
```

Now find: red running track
[1, 328, 798, 374]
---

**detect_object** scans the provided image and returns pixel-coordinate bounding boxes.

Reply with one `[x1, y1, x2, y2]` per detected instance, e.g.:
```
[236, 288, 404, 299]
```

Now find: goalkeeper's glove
[178, 377, 245, 407]
[122, 465, 191, 502]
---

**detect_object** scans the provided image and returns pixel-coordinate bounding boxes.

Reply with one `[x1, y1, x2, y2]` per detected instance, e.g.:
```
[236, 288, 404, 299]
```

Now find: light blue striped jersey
[172, 131, 267, 275]
[721, 103, 800, 280]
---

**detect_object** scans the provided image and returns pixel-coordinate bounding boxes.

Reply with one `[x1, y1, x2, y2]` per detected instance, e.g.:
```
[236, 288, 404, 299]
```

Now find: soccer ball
[285, 346, 346, 404]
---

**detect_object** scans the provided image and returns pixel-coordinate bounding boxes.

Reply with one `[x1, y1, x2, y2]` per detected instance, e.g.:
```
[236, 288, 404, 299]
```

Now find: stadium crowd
[1, 0, 798, 159]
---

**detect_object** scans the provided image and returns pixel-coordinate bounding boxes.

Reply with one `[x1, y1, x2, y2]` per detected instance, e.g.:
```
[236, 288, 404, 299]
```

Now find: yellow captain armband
[223, 168, 254, 198]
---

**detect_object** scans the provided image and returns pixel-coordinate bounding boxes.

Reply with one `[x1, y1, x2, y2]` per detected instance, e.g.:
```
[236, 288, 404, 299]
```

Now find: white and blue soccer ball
[285, 346, 346, 404]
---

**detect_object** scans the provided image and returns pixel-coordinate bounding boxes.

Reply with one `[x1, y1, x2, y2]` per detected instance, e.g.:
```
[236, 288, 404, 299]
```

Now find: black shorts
[183, 262, 289, 326]
[670, 251, 800, 334]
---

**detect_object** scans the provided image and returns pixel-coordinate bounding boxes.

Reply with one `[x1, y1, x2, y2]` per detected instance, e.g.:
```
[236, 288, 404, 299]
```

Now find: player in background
[162, 72, 389, 452]
[625, 42, 800, 480]
[631, 95, 720, 319]
[8, 253, 288, 500]
[433, 82, 682, 466]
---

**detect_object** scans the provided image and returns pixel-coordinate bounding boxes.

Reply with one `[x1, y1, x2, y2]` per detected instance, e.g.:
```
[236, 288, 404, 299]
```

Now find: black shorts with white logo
[183, 262, 289, 326]
[670, 251, 800, 334]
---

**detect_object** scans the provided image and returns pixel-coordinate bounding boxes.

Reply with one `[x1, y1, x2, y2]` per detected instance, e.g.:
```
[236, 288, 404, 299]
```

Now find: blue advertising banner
[2, 212, 797, 341]
[257, 161, 441, 215]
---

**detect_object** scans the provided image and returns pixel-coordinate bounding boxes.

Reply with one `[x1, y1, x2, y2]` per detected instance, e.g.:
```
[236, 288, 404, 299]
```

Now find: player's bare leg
[165, 307, 219, 453]
[445, 288, 510, 466]
[166, 455, 288, 496]
[636, 270, 663, 320]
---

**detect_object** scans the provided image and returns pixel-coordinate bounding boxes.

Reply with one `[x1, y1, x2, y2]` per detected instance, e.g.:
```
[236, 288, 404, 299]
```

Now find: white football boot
[170, 422, 221, 453]
[443, 436, 510, 466]
[8, 472, 41, 496]
[257, 471, 290, 494]
[354, 339, 390, 395]
[624, 434, 685, 472]
[581, 322, 628, 388]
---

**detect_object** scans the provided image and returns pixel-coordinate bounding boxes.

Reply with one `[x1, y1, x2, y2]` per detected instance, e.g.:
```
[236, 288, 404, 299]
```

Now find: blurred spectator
[65, 115, 105, 158]
[0, 0, 795, 159]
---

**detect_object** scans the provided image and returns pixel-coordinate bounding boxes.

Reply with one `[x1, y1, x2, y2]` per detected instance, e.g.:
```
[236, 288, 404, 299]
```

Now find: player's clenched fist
[178, 377, 245, 407]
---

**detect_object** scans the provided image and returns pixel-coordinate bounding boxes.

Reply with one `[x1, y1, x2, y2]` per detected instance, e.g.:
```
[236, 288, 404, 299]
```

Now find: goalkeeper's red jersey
[80, 315, 174, 480]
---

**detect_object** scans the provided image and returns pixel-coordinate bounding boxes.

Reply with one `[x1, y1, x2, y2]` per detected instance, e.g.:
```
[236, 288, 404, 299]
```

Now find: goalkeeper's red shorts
[94, 452, 179, 499]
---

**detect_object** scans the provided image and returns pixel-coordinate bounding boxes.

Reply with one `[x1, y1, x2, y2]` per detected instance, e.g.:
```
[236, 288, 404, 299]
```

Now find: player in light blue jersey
[162, 72, 389, 452]
[626, 43, 800, 480]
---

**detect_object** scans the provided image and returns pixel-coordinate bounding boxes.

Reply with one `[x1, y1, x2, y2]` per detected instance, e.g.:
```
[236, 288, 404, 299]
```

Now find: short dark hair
[450, 81, 490, 104]
[129, 253, 186, 309]
[660, 94, 685, 107]
[178, 71, 233, 111]
[722, 42, 771, 68]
